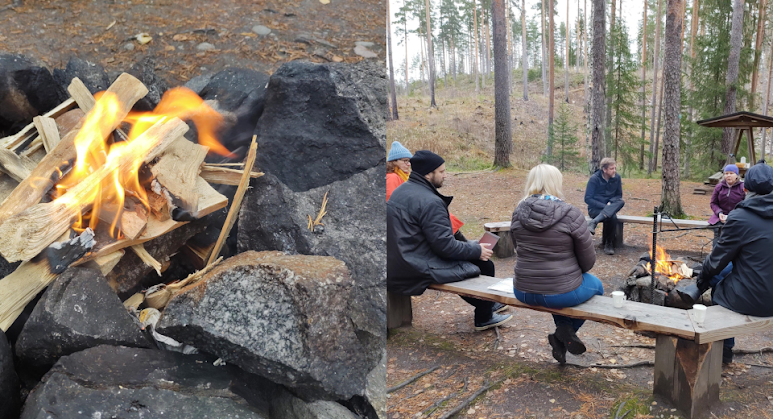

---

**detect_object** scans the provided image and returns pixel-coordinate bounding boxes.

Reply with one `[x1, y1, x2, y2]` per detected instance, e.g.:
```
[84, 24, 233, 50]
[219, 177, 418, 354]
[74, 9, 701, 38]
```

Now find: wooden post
[613, 221, 624, 248]
[653, 335, 722, 419]
[387, 291, 413, 330]
[492, 231, 514, 258]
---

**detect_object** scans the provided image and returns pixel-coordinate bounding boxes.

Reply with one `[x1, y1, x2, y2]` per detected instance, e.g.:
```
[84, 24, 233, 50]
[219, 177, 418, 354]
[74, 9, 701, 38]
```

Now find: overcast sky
[389, 0, 645, 82]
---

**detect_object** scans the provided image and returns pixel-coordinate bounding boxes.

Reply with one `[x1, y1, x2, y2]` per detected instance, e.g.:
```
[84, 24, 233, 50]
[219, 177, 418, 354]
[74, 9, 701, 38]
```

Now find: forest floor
[0, 0, 385, 85]
[386, 85, 773, 419]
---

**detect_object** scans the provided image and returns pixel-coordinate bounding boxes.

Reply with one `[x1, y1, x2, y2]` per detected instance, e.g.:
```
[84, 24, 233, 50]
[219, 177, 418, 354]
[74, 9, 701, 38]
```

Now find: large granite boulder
[237, 163, 386, 370]
[0, 53, 64, 134]
[253, 60, 387, 192]
[15, 267, 152, 373]
[270, 386, 359, 419]
[157, 251, 370, 400]
[21, 345, 273, 419]
[0, 331, 20, 419]
[52, 57, 110, 97]
[125, 56, 169, 111]
[199, 67, 270, 112]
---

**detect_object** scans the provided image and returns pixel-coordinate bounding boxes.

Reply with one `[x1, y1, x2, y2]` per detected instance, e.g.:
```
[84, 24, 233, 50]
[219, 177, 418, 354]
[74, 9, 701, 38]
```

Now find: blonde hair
[522, 164, 564, 201]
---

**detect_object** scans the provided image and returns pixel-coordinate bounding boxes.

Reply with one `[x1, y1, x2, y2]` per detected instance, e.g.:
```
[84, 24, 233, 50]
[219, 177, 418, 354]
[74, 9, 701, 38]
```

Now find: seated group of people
[386, 142, 773, 366]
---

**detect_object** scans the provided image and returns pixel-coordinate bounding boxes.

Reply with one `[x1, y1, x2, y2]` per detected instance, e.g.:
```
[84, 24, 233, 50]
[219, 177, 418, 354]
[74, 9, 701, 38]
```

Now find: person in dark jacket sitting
[387, 150, 513, 331]
[584, 157, 625, 255]
[708, 164, 745, 246]
[693, 161, 773, 364]
[510, 164, 603, 364]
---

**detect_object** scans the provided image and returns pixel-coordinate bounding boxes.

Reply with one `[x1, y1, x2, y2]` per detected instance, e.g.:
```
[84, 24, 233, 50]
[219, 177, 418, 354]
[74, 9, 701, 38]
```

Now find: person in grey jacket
[387, 150, 512, 331]
[510, 164, 603, 364]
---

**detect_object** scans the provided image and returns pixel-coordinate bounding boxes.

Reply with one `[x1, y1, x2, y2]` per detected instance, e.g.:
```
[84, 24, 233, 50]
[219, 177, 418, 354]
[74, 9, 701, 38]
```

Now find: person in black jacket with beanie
[584, 158, 625, 255]
[387, 150, 512, 331]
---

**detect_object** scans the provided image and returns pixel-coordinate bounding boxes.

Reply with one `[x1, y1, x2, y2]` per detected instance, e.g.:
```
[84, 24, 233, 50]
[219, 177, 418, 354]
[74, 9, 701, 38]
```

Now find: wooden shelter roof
[696, 111, 773, 128]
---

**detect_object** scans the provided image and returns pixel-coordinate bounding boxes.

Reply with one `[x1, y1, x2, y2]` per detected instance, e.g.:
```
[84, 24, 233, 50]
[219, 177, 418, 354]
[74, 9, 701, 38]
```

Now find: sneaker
[555, 325, 587, 355]
[474, 313, 513, 331]
[548, 333, 567, 364]
[587, 219, 597, 235]
[492, 302, 508, 314]
[604, 243, 615, 255]
[723, 347, 733, 364]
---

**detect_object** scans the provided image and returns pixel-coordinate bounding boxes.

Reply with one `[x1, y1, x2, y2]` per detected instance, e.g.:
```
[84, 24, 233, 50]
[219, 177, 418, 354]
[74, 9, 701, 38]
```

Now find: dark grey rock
[0, 258, 20, 280]
[365, 351, 386, 419]
[15, 267, 152, 373]
[52, 57, 110, 98]
[126, 56, 169, 111]
[0, 331, 20, 419]
[157, 251, 369, 400]
[270, 387, 358, 419]
[0, 53, 64, 134]
[21, 345, 272, 419]
[183, 73, 214, 95]
[237, 163, 386, 371]
[253, 60, 387, 192]
[199, 67, 269, 112]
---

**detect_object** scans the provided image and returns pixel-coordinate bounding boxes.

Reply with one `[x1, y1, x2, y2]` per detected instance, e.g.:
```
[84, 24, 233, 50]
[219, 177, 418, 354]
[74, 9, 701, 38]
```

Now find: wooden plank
[0, 118, 187, 262]
[200, 165, 263, 185]
[0, 259, 57, 331]
[0, 149, 37, 182]
[19, 137, 44, 158]
[150, 137, 208, 212]
[484, 215, 709, 232]
[67, 77, 97, 111]
[0, 98, 76, 151]
[33, 116, 61, 153]
[0, 74, 148, 226]
[429, 275, 696, 339]
[691, 305, 773, 344]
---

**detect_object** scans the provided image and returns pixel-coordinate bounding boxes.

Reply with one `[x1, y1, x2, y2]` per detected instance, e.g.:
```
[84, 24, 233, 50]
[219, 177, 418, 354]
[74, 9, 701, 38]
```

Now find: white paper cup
[693, 304, 707, 323]
[611, 291, 625, 308]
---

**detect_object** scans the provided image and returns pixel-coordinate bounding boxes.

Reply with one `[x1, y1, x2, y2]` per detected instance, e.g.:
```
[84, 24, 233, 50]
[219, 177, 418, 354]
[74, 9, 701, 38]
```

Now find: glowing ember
[51, 87, 227, 239]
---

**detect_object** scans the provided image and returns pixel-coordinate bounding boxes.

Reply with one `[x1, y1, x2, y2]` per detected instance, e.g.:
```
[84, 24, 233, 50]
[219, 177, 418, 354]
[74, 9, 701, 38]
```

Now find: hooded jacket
[708, 179, 745, 224]
[510, 196, 596, 294]
[387, 172, 482, 296]
[584, 169, 623, 213]
[700, 165, 773, 317]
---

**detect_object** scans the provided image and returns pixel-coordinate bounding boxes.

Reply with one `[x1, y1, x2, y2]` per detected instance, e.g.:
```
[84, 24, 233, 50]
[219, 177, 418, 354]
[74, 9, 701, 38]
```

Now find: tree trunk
[492, 0, 513, 168]
[451, 36, 457, 83]
[590, 0, 606, 172]
[751, 0, 767, 110]
[387, 1, 399, 120]
[425, 0, 437, 107]
[522, 0, 529, 101]
[640, 0, 648, 170]
[541, 0, 548, 95]
[485, 10, 492, 77]
[661, 0, 684, 216]
[605, 0, 616, 157]
[405, 14, 409, 95]
[475, 1, 481, 93]
[577, 0, 581, 75]
[654, 76, 665, 172]
[721, 0, 745, 168]
[565, 0, 570, 102]
[584, 0, 589, 113]
[548, 0, 556, 158]
[648, 0, 663, 176]
[762, 28, 773, 160]
[685, 0, 699, 177]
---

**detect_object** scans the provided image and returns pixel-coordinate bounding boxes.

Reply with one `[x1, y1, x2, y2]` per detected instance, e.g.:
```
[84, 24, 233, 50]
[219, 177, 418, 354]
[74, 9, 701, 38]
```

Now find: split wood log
[0, 74, 148, 225]
[19, 138, 44, 158]
[0, 118, 188, 262]
[67, 77, 97, 111]
[0, 259, 57, 331]
[81, 249, 125, 276]
[0, 98, 76, 151]
[0, 148, 37, 182]
[183, 242, 215, 270]
[130, 243, 162, 276]
[33, 116, 61, 152]
[46, 227, 96, 274]
[200, 165, 263, 185]
[120, 206, 148, 240]
[150, 137, 208, 213]
[206, 136, 257, 265]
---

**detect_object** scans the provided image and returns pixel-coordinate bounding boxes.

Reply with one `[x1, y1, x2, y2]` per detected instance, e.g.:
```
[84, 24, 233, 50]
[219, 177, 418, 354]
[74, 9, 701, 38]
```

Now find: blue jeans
[710, 263, 735, 350]
[513, 273, 604, 332]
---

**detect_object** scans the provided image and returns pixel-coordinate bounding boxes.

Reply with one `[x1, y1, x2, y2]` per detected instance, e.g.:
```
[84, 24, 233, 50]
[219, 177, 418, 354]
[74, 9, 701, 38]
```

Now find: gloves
[695, 273, 711, 295]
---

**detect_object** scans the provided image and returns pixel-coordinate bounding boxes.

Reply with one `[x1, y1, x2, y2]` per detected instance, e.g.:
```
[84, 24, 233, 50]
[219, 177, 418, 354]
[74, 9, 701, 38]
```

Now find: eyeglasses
[399, 159, 411, 164]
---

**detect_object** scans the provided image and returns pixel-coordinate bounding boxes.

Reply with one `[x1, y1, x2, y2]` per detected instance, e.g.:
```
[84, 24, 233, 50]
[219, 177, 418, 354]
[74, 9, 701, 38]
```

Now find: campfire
[0, 73, 260, 330]
[622, 244, 708, 309]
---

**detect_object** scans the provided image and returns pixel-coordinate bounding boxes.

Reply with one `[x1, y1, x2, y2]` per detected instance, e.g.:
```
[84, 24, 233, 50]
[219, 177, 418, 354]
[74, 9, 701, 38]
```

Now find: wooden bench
[387, 275, 773, 419]
[485, 215, 712, 258]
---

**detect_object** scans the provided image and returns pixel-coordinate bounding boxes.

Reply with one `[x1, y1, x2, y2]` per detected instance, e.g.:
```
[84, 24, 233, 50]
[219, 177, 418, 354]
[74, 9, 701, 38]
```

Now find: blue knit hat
[388, 141, 412, 162]
[724, 164, 739, 175]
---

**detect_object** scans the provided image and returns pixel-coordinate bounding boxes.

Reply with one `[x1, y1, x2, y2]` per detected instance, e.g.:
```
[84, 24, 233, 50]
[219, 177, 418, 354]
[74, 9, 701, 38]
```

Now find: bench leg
[653, 335, 722, 419]
[493, 232, 514, 258]
[387, 292, 413, 329]
[613, 221, 624, 248]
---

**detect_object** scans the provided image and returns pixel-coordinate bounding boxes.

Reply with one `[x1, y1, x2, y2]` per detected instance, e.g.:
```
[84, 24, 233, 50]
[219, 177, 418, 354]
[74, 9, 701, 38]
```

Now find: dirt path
[388, 170, 773, 419]
[0, 0, 384, 85]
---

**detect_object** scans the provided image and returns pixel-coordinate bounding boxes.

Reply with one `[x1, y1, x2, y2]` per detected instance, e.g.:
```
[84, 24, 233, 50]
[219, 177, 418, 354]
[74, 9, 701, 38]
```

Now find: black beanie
[745, 163, 773, 195]
[410, 150, 445, 176]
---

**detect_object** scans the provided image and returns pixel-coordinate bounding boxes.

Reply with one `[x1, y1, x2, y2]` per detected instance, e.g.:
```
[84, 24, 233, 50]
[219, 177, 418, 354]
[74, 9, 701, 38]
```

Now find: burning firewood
[200, 164, 263, 185]
[46, 228, 96, 274]
[32, 115, 61, 152]
[150, 136, 208, 214]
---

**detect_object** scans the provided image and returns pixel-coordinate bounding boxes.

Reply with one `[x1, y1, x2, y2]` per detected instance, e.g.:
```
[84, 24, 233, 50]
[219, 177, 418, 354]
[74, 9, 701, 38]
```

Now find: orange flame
[646, 244, 685, 283]
[51, 86, 229, 238]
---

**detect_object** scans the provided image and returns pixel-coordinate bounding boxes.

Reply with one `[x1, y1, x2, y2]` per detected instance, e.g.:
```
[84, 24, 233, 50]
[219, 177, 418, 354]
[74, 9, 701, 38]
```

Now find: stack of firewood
[0, 73, 259, 331]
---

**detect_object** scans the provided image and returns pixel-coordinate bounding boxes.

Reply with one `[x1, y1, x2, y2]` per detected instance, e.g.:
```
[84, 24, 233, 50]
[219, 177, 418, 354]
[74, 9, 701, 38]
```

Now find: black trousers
[459, 259, 496, 324]
[589, 199, 625, 247]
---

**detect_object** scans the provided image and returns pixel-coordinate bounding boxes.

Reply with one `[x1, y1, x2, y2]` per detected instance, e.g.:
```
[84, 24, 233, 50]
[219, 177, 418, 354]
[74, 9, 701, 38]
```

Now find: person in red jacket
[386, 141, 464, 235]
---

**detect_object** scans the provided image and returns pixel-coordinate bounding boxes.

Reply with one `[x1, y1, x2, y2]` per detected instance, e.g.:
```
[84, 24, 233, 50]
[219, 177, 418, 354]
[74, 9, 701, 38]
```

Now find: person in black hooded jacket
[387, 150, 512, 331]
[694, 161, 773, 364]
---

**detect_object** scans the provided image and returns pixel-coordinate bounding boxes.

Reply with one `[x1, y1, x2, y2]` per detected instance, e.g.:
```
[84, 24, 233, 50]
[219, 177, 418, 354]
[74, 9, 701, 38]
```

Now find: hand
[719, 213, 727, 222]
[479, 243, 493, 261]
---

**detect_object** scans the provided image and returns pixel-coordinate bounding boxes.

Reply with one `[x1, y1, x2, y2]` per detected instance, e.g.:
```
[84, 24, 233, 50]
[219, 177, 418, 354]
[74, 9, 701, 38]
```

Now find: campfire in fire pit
[622, 245, 710, 309]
